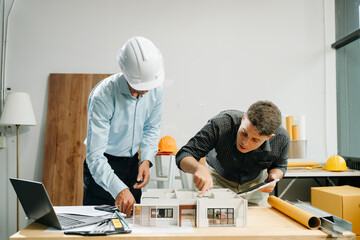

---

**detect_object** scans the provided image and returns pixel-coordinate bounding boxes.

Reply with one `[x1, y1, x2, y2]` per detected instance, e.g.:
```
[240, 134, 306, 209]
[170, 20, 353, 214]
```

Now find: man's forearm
[268, 168, 284, 179]
[179, 156, 203, 174]
[180, 156, 213, 197]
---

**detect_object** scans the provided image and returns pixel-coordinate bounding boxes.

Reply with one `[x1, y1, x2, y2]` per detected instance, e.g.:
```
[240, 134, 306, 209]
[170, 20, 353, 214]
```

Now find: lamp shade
[0, 92, 36, 125]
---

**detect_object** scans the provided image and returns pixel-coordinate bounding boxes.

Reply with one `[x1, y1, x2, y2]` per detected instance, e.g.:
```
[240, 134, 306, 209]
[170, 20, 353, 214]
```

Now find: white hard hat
[117, 36, 164, 91]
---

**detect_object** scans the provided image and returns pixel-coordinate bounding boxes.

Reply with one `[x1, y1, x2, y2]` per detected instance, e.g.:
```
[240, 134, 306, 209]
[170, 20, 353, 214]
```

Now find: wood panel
[43, 73, 112, 206]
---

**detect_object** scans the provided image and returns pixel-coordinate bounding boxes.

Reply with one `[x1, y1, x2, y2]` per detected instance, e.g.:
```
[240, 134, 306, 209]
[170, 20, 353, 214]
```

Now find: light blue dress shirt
[85, 73, 163, 199]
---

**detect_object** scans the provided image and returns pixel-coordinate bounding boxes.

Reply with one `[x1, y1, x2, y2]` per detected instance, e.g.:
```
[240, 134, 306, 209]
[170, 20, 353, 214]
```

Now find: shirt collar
[119, 74, 131, 95]
[259, 140, 271, 152]
[119, 74, 144, 99]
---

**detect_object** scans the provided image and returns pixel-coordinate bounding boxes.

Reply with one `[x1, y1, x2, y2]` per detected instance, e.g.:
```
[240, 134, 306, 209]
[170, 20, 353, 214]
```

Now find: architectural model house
[132, 188, 247, 228]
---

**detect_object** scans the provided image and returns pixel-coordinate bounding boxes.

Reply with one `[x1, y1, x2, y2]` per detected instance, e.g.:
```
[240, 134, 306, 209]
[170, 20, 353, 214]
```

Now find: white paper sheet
[46, 222, 194, 234]
[53, 205, 112, 216]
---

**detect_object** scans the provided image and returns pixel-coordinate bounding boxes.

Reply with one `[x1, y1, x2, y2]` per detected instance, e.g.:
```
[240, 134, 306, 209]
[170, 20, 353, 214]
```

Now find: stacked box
[311, 185, 360, 236]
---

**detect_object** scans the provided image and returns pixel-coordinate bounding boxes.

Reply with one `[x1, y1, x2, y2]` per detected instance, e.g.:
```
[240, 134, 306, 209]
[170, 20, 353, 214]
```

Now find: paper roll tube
[268, 196, 321, 229]
[292, 125, 300, 140]
[286, 116, 294, 140]
[287, 161, 319, 167]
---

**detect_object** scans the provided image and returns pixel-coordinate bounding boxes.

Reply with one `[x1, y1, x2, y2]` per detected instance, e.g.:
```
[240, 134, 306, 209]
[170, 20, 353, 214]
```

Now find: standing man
[83, 36, 164, 216]
[176, 101, 290, 206]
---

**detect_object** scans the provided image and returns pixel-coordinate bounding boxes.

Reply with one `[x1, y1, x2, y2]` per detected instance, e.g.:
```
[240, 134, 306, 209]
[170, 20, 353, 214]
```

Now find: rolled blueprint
[268, 196, 321, 229]
[292, 125, 300, 140]
[287, 161, 319, 167]
[286, 116, 294, 140]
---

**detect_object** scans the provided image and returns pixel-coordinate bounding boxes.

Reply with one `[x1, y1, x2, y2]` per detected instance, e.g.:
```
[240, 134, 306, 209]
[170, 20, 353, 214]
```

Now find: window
[335, 0, 360, 162]
[134, 206, 141, 215]
[207, 208, 235, 226]
[150, 208, 174, 218]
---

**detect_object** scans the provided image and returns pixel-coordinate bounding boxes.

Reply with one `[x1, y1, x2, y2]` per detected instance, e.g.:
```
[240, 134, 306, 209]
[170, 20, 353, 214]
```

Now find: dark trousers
[83, 153, 141, 205]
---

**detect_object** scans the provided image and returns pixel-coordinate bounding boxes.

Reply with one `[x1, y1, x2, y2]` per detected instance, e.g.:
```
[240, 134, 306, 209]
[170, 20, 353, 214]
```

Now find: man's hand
[180, 156, 213, 197]
[115, 188, 135, 217]
[259, 168, 283, 193]
[133, 160, 150, 189]
[193, 163, 213, 197]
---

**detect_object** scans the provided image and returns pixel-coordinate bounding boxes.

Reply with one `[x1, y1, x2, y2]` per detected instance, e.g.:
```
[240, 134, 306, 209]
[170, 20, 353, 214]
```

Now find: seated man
[176, 100, 290, 206]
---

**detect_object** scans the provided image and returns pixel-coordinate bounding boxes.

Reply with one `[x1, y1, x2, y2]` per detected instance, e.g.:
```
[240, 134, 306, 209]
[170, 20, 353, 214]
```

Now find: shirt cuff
[141, 152, 155, 168]
[108, 177, 129, 199]
[175, 151, 196, 170]
[269, 166, 287, 177]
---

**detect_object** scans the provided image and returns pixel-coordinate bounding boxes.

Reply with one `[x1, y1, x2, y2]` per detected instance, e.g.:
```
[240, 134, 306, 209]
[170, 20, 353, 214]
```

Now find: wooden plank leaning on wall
[43, 74, 112, 206]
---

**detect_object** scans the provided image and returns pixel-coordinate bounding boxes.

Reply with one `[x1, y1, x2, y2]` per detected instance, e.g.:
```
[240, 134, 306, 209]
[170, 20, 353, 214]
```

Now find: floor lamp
[0, 92, 36, 231]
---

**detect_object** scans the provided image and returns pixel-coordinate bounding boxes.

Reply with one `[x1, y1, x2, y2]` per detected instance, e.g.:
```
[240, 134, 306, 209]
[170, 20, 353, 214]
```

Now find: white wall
[0, 0, 335, 238]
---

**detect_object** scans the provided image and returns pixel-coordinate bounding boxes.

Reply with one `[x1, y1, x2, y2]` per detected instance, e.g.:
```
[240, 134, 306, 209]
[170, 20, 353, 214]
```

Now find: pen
[114, 211, 129, 229]
[92, 218, 109, 232]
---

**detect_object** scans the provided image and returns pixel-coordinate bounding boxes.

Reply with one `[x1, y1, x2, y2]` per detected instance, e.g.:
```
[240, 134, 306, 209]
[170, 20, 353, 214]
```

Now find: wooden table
[9, 207, 355, 240]
[275, 168, 360, 198]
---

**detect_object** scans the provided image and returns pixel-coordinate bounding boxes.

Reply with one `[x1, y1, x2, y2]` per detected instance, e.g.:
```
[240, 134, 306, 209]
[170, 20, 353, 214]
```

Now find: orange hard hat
[324, 155, 348, 172]
[158, 136, 178, 153]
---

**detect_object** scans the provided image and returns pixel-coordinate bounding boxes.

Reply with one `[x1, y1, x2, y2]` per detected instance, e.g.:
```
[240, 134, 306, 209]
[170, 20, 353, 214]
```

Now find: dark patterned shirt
[176, 110, 290, 184]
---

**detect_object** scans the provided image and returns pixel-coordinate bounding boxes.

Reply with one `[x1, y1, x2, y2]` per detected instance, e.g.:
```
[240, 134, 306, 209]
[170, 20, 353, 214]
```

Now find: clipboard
[237, 179, 280, 195]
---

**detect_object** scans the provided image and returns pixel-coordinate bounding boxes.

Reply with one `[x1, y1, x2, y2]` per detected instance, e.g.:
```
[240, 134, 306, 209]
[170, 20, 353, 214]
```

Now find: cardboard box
[311, 185, 360, 235]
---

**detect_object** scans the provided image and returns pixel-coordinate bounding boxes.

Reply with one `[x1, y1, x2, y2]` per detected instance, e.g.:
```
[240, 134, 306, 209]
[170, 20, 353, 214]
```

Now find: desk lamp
[0, 92, 36, 231]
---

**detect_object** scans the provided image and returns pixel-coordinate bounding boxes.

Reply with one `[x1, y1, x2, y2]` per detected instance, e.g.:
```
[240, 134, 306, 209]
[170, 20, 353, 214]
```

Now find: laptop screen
[9, 178, 61, 229]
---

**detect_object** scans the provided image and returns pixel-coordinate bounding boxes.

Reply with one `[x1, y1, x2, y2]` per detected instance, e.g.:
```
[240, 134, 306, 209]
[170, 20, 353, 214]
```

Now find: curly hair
[246, 100, 282, 136]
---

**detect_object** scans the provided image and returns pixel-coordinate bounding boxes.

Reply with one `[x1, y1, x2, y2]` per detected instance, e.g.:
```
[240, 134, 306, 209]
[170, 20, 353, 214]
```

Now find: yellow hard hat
[324, 155, 348, 172]
[158, 136, 178, 153]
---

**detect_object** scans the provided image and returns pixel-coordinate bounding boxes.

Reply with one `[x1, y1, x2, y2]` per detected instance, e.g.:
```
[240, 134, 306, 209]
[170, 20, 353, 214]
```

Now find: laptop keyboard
[57, 215, 85, 227]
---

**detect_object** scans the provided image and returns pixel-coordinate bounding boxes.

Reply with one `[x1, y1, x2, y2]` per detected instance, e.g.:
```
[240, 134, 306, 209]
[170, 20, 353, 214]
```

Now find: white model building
[132, 188, 247, 228]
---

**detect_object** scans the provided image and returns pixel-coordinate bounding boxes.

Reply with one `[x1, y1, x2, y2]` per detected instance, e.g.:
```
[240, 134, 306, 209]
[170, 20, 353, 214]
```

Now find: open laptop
[9, 178, 106, 230]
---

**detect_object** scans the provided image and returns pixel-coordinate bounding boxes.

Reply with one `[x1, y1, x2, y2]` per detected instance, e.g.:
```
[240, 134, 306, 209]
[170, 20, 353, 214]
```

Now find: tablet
[237, 179, 280, 195]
